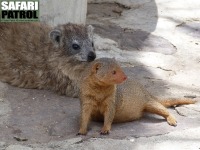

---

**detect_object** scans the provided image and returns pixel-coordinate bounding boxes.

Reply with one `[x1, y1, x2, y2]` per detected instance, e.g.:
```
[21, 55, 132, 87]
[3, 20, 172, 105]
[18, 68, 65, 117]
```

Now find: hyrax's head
[49, 23, 96, 62]
[91, 58, 127, 85]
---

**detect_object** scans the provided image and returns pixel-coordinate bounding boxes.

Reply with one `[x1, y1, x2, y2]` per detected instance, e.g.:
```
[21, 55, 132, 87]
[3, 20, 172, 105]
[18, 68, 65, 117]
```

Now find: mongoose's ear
[87, 25, 94, 41]
[92, 62, 101, 73]
[49, 29, 62, 45]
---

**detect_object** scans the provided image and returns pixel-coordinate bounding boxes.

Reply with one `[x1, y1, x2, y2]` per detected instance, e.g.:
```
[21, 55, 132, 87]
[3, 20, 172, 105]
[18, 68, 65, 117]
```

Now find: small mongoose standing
[78, 58, 197, 135]
[0, 23, 96, 97]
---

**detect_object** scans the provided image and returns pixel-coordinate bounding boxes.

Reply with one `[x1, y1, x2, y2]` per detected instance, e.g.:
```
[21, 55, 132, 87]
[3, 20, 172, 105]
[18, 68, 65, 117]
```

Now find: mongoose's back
[114, 79, 156, 122]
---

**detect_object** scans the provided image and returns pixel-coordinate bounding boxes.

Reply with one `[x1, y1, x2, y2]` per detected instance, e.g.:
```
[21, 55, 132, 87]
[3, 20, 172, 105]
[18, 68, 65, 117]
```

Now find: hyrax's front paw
[167, 115, 177, 126]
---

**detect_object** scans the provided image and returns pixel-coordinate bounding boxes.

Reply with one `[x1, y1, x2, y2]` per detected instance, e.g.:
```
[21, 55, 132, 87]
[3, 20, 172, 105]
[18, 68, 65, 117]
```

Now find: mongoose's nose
[123, 76, 127, 81]
[87, 51, 96, 62]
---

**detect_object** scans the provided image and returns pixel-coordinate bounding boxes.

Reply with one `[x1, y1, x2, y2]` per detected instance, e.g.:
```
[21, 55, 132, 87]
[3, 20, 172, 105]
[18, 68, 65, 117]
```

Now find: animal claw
[167, 115, 177, 126]
[77, 132, 87, 136]
[100, 130, 110, 135]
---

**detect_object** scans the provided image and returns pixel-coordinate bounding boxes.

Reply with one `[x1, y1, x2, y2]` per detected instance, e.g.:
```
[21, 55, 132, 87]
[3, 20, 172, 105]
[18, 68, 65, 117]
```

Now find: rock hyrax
[0, 22, 96, 97]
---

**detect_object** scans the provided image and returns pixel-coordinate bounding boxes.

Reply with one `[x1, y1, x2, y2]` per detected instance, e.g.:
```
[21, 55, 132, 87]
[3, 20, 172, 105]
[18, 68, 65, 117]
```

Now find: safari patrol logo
[0, 0, 39, 22]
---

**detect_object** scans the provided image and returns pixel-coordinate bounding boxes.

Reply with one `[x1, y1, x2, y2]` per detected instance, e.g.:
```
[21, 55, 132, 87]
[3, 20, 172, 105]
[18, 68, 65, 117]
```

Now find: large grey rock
[87, 1, 158, 32]
[6, 145, 33, 150]
[175, 21, 200, 39]
[133, 127, 200, 150]
[93, 24, 177, 55]
[69, 138, 135, 150]
[175, 101, 200, 118]
[94, 33, 178, 71]
[0, 142, 6, 150]
[40, 0, 87, 26]
[88, 0, 152, 8]
[0, 83, 11, 126]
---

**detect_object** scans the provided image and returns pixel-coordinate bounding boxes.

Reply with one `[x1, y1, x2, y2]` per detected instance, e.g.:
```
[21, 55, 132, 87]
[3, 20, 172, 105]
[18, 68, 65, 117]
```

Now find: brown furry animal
[0, 22, 96, 97]
[78, 58, 197, 135]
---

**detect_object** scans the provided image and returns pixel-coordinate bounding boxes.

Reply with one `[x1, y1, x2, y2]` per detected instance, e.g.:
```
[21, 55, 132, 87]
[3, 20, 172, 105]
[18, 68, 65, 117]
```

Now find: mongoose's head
[91, 58, 127, 85]
[49, 23, 96, 62]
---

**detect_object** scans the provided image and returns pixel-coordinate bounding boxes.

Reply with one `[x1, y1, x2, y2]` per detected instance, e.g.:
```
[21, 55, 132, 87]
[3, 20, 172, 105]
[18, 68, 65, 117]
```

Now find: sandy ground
[0, 0, 200, 149]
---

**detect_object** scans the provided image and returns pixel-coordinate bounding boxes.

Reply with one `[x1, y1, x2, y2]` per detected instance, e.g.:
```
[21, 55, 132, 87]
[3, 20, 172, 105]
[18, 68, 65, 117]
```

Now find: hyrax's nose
[87, 51, 96, 62]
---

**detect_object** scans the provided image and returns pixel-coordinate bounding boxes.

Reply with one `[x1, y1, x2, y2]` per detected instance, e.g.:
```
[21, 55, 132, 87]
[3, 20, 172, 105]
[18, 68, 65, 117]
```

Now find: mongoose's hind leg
[144, 101, 177, 126]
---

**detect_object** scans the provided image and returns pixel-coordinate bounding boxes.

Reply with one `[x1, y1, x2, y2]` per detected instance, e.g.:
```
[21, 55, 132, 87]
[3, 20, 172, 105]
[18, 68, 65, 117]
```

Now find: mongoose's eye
[92, 42, 94, 47]
[72, 44, 80, 50]
[112, 70, 116, 75]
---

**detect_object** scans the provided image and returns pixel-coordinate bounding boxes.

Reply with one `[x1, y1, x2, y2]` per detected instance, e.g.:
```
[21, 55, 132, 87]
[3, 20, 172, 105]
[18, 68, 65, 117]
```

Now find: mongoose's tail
[158, 98, 197, 108]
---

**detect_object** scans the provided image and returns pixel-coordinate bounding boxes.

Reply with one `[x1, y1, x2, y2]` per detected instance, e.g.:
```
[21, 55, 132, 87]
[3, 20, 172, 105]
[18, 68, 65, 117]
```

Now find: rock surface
[1, 0, 200, 149]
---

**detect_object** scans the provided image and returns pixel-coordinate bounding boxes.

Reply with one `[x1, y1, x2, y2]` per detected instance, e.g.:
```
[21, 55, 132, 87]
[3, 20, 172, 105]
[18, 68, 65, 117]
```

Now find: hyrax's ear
[49, 29, 62, 45]
[87, 25, 94, 41]
[92, 62, 101, 73]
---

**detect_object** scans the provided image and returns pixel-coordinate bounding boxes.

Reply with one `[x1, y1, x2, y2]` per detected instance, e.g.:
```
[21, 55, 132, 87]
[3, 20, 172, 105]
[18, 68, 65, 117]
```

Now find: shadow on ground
[93, 24, 176, 55]
[87, 1, 176, 97]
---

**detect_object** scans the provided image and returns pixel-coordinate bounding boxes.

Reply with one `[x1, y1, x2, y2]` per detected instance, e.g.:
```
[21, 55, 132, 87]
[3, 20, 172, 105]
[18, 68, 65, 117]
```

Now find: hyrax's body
[0, 23, 96, 97]
[78, 58, 196, 135]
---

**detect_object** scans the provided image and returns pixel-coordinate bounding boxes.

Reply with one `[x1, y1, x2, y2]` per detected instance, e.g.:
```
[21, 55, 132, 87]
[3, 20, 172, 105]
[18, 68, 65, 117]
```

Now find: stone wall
[40, 0, 87, 27]
[88, 0, 152, 7]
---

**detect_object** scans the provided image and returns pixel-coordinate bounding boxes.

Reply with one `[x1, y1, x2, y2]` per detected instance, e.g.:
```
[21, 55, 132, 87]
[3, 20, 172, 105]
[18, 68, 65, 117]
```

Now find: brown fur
[0, 22, 96, 97]
[78, 58, 197, 135]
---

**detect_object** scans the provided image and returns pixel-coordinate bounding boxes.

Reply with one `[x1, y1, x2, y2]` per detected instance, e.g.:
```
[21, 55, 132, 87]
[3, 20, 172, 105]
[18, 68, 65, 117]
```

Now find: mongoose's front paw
[167, 115, 177, 126]
[77, 132, 87, 136]
[100, 130, 110, 135]
[77, 129, 87, 135]
[100, 127, 110, 135]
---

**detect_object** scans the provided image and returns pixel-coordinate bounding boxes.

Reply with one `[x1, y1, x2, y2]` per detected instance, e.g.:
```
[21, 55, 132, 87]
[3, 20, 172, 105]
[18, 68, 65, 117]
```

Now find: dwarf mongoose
[0, 22, 96, 97]
[78, 58, 196, 135]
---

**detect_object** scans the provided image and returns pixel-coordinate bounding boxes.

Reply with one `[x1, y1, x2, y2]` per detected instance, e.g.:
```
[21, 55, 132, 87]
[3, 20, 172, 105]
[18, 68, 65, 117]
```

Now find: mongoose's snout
[114, 70, 127, 84]
[87, 51, 96, 62]
[122, 73, 127, 81]
[124, 75, 127, 81]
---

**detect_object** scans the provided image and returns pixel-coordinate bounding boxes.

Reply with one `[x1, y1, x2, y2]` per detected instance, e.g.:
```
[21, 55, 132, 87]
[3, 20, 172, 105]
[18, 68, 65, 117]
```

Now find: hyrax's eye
[112, 70, 116, 75]
[72, 43, 80, 50]
[92, 42, 94, 47]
